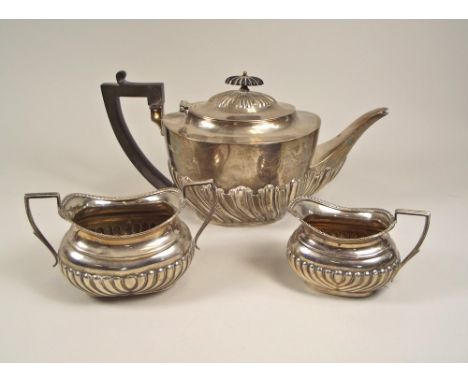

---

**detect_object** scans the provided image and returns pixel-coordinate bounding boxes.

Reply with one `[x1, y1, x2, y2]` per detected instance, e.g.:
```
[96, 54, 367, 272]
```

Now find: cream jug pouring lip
[58, 189, 183, 227]
[24, 181, 217, 266]
[287, 196, 397, 243]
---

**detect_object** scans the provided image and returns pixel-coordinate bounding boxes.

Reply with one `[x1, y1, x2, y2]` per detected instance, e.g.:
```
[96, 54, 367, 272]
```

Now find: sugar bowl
[24, 181, 215, 297]
[287, 197, 430, 297]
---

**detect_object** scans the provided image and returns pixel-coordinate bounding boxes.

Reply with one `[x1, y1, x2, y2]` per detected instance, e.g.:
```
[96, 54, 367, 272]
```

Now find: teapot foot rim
[305, 283, 377, 298]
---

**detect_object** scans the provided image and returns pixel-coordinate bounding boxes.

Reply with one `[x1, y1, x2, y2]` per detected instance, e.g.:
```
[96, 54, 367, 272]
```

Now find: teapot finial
[225, 72, 264, 92]
[116, 70, 127, 84]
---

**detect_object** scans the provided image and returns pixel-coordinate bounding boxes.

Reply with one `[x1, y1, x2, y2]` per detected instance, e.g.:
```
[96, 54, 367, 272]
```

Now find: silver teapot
[101, 71, 387, 226]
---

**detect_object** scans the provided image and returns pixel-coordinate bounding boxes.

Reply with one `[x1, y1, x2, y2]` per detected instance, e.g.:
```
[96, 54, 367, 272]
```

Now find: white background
[0, 20, 467, 362]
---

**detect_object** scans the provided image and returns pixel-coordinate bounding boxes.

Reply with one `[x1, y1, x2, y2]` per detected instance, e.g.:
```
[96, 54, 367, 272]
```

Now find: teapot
[101, 71, 387, 226]
[24, 181, 216, 297]
[287, 197, 430, 297]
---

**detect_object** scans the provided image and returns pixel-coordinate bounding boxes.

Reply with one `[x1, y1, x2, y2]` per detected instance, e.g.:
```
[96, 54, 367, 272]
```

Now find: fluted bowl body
[287, 197, 402, 297]
[57, 190, 193, 297]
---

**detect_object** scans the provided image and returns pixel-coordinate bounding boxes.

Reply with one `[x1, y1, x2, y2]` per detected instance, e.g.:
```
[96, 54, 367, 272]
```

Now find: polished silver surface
[162, 71, 315, 144]
[24, 183, 216, 297]
[166, 108, 386, 225]
[102, 71, 388, 225]
[287, 197, 430, 297]
[188, 71, 293, 123]
[162, 109, 317, 145]
[170, 162, 342, 225]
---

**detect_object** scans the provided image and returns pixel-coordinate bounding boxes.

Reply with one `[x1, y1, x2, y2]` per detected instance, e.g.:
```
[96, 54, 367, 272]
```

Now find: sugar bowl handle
[395, 209, 431, 268]
[181, 180, 217, 250]
[24, 193, 62, 267]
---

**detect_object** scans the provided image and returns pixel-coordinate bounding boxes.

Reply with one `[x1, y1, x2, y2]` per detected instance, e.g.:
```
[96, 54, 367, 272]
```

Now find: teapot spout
[309, 107, 388, 188]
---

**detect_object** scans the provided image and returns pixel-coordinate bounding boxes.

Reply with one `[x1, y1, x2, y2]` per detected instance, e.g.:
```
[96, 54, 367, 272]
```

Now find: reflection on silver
[287, 197, 430, 297]
[24, 182, 216, 298]
[102, 71, 388, 225]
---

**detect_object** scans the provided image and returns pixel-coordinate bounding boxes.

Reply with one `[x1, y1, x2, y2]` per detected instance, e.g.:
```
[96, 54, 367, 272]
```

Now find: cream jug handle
[394, 209, 431, 269]
[24, 193, 62, 267]
[181, 180, 217, 250]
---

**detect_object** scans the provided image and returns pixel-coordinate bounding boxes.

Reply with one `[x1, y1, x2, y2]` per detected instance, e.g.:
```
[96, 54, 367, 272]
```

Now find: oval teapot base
[306, 283, 376, 298]
[194, 210, 281, 226]
[171, 162, 344, 227]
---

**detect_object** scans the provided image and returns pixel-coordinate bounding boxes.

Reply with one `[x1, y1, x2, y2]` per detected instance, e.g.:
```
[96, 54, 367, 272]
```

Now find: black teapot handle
[101, 71, 174, 188]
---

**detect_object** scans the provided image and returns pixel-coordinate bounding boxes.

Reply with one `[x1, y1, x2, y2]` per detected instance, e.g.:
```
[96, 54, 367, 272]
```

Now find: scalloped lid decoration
[162, 71, 321, 144]
[187, 71, 297, 122]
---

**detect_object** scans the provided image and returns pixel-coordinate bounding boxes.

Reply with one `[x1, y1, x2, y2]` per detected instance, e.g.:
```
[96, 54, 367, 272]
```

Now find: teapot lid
[188, 71, 296, 122]
[163, 72, 320, 144]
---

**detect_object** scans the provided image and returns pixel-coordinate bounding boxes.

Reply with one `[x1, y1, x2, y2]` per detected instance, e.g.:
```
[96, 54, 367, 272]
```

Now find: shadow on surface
[6, 241, 239, 307]
[243, 240, 454, 303]
[243, 239, 313, 296]
[3, 244, 94, 305]
[7, 234, 462, 306]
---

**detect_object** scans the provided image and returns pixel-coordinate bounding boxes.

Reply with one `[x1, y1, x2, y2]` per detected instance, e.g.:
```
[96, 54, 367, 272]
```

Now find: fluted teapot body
[102, 71, 387, 225]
